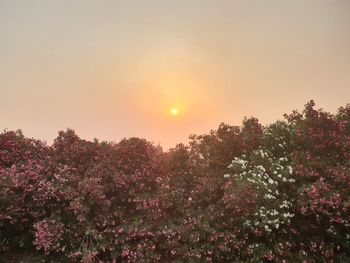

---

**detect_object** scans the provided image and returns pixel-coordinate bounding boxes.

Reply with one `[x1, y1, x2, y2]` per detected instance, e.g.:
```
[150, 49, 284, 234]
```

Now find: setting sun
[170, 107, 178, 116]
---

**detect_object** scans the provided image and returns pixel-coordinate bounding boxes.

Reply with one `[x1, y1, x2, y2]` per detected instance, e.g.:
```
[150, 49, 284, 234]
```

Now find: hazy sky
[1, 1, 349, 148]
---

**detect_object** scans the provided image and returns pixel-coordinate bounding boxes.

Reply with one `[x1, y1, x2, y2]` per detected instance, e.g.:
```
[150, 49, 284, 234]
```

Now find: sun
[170, 107, 178, 116]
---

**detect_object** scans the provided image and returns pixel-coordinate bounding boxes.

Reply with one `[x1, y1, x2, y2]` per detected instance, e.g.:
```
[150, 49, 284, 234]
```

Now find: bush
[0, 101, 349, 262]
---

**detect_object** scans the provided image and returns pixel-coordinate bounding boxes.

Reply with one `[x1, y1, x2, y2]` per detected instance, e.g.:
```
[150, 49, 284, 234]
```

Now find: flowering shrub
[225, 148, 296, 233]
[0, 101, 349, 262]
[33, 219, 64, 253]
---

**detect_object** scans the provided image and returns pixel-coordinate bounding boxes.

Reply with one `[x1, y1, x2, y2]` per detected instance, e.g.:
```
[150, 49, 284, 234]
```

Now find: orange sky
[1, 1, 349, 149]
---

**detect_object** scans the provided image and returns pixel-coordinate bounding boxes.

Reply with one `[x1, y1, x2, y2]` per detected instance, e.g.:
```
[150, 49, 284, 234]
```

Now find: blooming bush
[225, 148, 296, 233]
[33, 219, 64, 253]
[0, 101, 349, 262]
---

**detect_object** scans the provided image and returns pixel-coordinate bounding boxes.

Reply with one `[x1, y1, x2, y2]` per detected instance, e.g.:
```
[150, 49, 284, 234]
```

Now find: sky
[1, 0, 349, 149]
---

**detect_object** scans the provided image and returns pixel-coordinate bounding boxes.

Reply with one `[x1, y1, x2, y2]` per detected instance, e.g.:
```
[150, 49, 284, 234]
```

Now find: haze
[1, 1, 349, 148]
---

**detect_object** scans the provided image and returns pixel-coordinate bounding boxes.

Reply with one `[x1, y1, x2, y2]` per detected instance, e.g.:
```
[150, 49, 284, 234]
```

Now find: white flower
[223, 174, 230, 178]
[243, 220, 251, 227]
[283, 212, 295, 218]
[264, 225, 271, 232]
[264, 194, 276, 199]
[229, 157, 248, 169]
[270, 209, 279, 216]
[280, 200, 291, 209]
[257, 165, 266, 172]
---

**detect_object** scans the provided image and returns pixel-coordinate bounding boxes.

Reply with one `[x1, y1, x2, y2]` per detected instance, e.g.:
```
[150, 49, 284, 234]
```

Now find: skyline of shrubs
[1, 100, 349, 262]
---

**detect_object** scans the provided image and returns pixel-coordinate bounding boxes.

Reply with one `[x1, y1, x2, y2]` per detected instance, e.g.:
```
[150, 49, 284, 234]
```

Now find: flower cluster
[225, 148, 296, 233]
[33, 219, 64, 253]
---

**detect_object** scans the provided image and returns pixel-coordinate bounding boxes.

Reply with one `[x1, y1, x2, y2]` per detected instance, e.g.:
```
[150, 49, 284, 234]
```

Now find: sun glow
[171, 107, 178, 116]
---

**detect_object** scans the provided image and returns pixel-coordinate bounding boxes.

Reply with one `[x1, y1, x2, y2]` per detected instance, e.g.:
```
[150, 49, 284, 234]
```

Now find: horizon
[2, 99, 347, 150]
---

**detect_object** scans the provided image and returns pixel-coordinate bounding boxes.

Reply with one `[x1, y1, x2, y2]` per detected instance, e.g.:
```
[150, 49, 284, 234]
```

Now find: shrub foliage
[1, 101, 350, 262]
